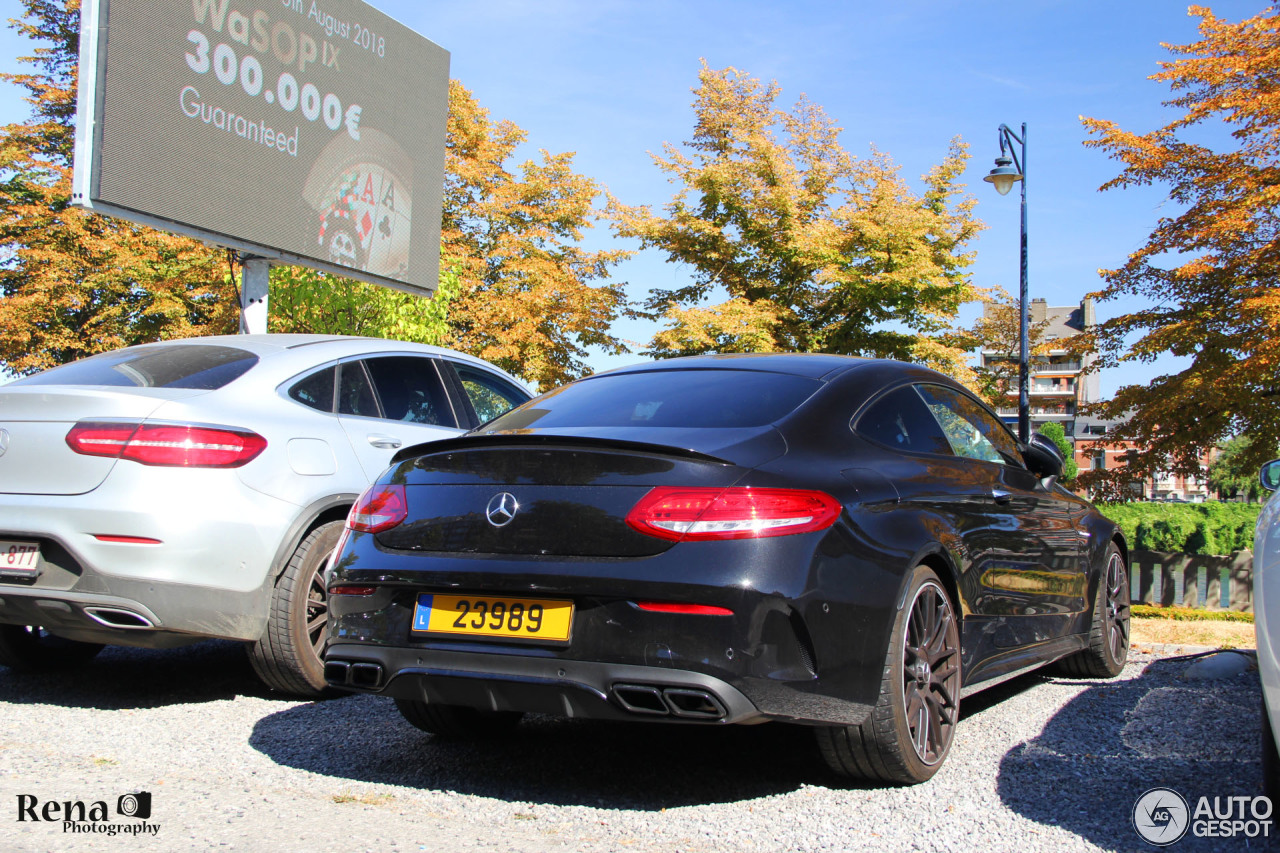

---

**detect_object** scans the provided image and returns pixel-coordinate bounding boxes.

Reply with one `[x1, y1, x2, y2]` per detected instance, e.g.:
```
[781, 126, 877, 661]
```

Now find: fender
[267, 493, 359, 585]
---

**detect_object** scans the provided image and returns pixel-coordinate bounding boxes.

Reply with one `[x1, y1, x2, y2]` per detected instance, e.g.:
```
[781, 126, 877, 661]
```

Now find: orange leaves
[440, 81, 629, 388]
[0, 1, 234, 376]
[1079, 6, 1280, 482]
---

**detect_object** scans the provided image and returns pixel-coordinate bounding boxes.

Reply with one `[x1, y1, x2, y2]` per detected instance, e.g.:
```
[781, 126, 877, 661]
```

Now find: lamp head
[984, 155, 1023, 196]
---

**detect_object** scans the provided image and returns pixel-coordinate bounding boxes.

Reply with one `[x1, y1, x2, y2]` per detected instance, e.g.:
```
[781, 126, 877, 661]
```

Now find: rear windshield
[10, 345, 258, 390]
[482, 369, 822, 431]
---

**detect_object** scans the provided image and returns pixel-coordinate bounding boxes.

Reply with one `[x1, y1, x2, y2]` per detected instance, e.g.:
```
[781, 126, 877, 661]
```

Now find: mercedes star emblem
[0, 428, 9, 458]
[485, 492, 519, 528]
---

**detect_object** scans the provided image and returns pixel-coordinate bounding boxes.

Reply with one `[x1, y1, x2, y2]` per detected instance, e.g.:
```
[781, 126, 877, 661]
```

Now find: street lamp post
[983, 122, 1029, 444]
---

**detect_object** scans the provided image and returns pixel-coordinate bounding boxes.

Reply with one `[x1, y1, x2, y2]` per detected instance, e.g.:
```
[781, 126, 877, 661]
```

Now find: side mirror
[1261, 459, 1280, 492]
[1022, 433, 1065, 480]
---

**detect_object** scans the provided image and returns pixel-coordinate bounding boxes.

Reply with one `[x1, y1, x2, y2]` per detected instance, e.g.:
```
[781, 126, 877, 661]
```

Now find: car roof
[110, 334, 527, 385]
[596, 352, 874, 380]
[71, 335, 529, 394]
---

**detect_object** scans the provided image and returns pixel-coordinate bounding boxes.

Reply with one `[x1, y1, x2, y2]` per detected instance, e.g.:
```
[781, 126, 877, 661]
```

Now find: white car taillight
[65, 421, 267, 468]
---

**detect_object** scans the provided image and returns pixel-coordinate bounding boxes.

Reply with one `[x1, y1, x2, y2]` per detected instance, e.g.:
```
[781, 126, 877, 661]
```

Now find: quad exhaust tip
[325, 659, 384, 689]
[612, 683, 727, 720]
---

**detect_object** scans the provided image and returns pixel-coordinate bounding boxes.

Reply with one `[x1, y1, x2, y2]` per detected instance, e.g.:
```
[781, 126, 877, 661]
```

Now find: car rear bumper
[325, 535, 896, 722]
[0, 478, 300, 645]
[325, 643, 769, 724]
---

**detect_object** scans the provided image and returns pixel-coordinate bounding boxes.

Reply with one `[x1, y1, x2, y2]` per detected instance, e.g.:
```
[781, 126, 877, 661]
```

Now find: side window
[362, 356, 458, 428]
[455, 365, 529, 425]
[916, 384, 1021, 465]
[855, 385, 953, 456]
[338, 361, 380, 418]
[287, 366, 336, 412]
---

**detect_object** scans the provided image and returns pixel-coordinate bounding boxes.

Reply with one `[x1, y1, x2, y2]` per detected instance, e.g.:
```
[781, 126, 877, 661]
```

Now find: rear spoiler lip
[390, 432, 736, 467]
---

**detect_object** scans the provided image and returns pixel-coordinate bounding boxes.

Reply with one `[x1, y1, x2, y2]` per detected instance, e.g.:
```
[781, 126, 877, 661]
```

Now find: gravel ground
[0, 641, 1268, 852]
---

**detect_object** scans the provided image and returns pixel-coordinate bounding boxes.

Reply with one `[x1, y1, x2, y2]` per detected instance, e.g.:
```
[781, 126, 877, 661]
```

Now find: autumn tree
[442, 80, 630, 388]
[1079, 6, 1280, 486]
[272, 80, 631, 375]
[0, 0, 237, 376]
[610, 62, 983, 378]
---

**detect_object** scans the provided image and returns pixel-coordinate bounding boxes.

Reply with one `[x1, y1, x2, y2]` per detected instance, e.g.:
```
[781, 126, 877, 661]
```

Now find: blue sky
[0, 1, 1263, 394]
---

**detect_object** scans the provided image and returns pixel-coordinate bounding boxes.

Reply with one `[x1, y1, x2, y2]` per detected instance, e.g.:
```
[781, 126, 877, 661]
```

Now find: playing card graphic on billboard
[72, 0, 448, 294]
[305, 128, 413, 280]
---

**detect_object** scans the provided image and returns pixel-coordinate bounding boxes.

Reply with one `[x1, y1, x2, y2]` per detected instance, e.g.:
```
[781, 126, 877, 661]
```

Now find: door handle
[367, 434, 402, 449]
[991, 489, 1012, 505]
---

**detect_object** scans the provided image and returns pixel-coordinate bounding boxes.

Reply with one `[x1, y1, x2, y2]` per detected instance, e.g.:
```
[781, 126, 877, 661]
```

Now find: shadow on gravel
[250, 694, 824, 808]
[996, 655, 1266, 852]
[248, 667, 1059, 807]
[0, 640, 279, 710]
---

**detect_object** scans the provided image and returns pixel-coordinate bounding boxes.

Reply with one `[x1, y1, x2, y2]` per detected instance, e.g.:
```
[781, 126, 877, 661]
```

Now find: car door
[913, 384, 1087, 646]
[855, 383, 1019, 615]
[336, 355, 466, 481]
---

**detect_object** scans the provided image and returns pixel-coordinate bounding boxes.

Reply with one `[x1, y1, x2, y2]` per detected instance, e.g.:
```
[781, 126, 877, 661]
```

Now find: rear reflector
[347, 484, 408, 533]
[626, 486, 841, 541]
[635, 601, 733, 616]
[66, 421, 266, 468]
[92, 535, 162, 545]
[330, 585, 377, 596]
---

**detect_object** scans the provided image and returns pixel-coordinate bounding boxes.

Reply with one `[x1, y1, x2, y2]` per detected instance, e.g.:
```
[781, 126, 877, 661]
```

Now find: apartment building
[975, 297, 1100, 437]
[1074, 416, 1213, 501]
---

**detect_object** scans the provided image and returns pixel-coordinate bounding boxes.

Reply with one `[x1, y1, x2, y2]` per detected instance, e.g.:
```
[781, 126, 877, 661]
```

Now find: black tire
[1056, 544, 1129, 678]
[816, 565, 962, 785]
[395, 698, 523, 737]
[249, 521, 344, 696]
[1263, 695, 1280, 800]
[0, 625, 104, 671]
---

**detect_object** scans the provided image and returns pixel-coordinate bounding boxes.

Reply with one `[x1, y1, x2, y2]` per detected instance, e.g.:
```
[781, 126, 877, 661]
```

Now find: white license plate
[0, 540, 40, 576]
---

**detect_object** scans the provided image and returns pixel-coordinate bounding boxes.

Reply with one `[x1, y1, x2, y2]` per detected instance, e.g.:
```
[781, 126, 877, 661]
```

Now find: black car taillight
[65, 421, 267, 468]
[347, 484, 408, 533]
[625, 486, 841, 542]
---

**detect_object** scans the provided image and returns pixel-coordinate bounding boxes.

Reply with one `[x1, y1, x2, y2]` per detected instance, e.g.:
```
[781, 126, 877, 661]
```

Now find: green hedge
[1096, 502, 1261, 556]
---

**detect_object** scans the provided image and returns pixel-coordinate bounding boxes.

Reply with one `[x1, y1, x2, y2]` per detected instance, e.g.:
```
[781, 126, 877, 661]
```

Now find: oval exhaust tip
[84, 607, 154, 630]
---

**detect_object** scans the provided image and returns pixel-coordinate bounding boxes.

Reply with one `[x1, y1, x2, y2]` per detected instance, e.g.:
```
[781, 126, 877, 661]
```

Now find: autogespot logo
[1133, 788, 1190, 846]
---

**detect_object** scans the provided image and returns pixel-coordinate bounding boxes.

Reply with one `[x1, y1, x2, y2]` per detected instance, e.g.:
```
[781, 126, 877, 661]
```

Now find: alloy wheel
[1104, 551, 1130, 662]
[901, 580, 961, 765]
[306, 566, 329, 657]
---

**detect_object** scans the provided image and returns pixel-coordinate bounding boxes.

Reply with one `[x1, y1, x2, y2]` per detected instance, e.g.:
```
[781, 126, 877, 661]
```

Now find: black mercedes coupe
[323, 354, 1130, 784]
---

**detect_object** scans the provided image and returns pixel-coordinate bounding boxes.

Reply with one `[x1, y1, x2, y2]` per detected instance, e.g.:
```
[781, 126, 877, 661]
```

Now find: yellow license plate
[412, 593, 573, 641]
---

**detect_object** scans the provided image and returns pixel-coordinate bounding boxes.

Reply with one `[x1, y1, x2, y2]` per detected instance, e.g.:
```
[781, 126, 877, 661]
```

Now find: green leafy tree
[269, 265, 460, 346]
[1079, 6, 1280, 486]
[1036, 421, 1079, 482]
[610, 62, 983, 380]
[1207, 435, 1270, 502]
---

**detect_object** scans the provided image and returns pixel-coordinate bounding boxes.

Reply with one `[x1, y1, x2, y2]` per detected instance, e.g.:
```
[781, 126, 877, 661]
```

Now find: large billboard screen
[73, 0, 449, 295]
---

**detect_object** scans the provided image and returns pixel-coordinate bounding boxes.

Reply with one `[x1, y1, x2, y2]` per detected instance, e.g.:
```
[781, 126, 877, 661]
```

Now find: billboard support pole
[238, 257, 271, 335]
